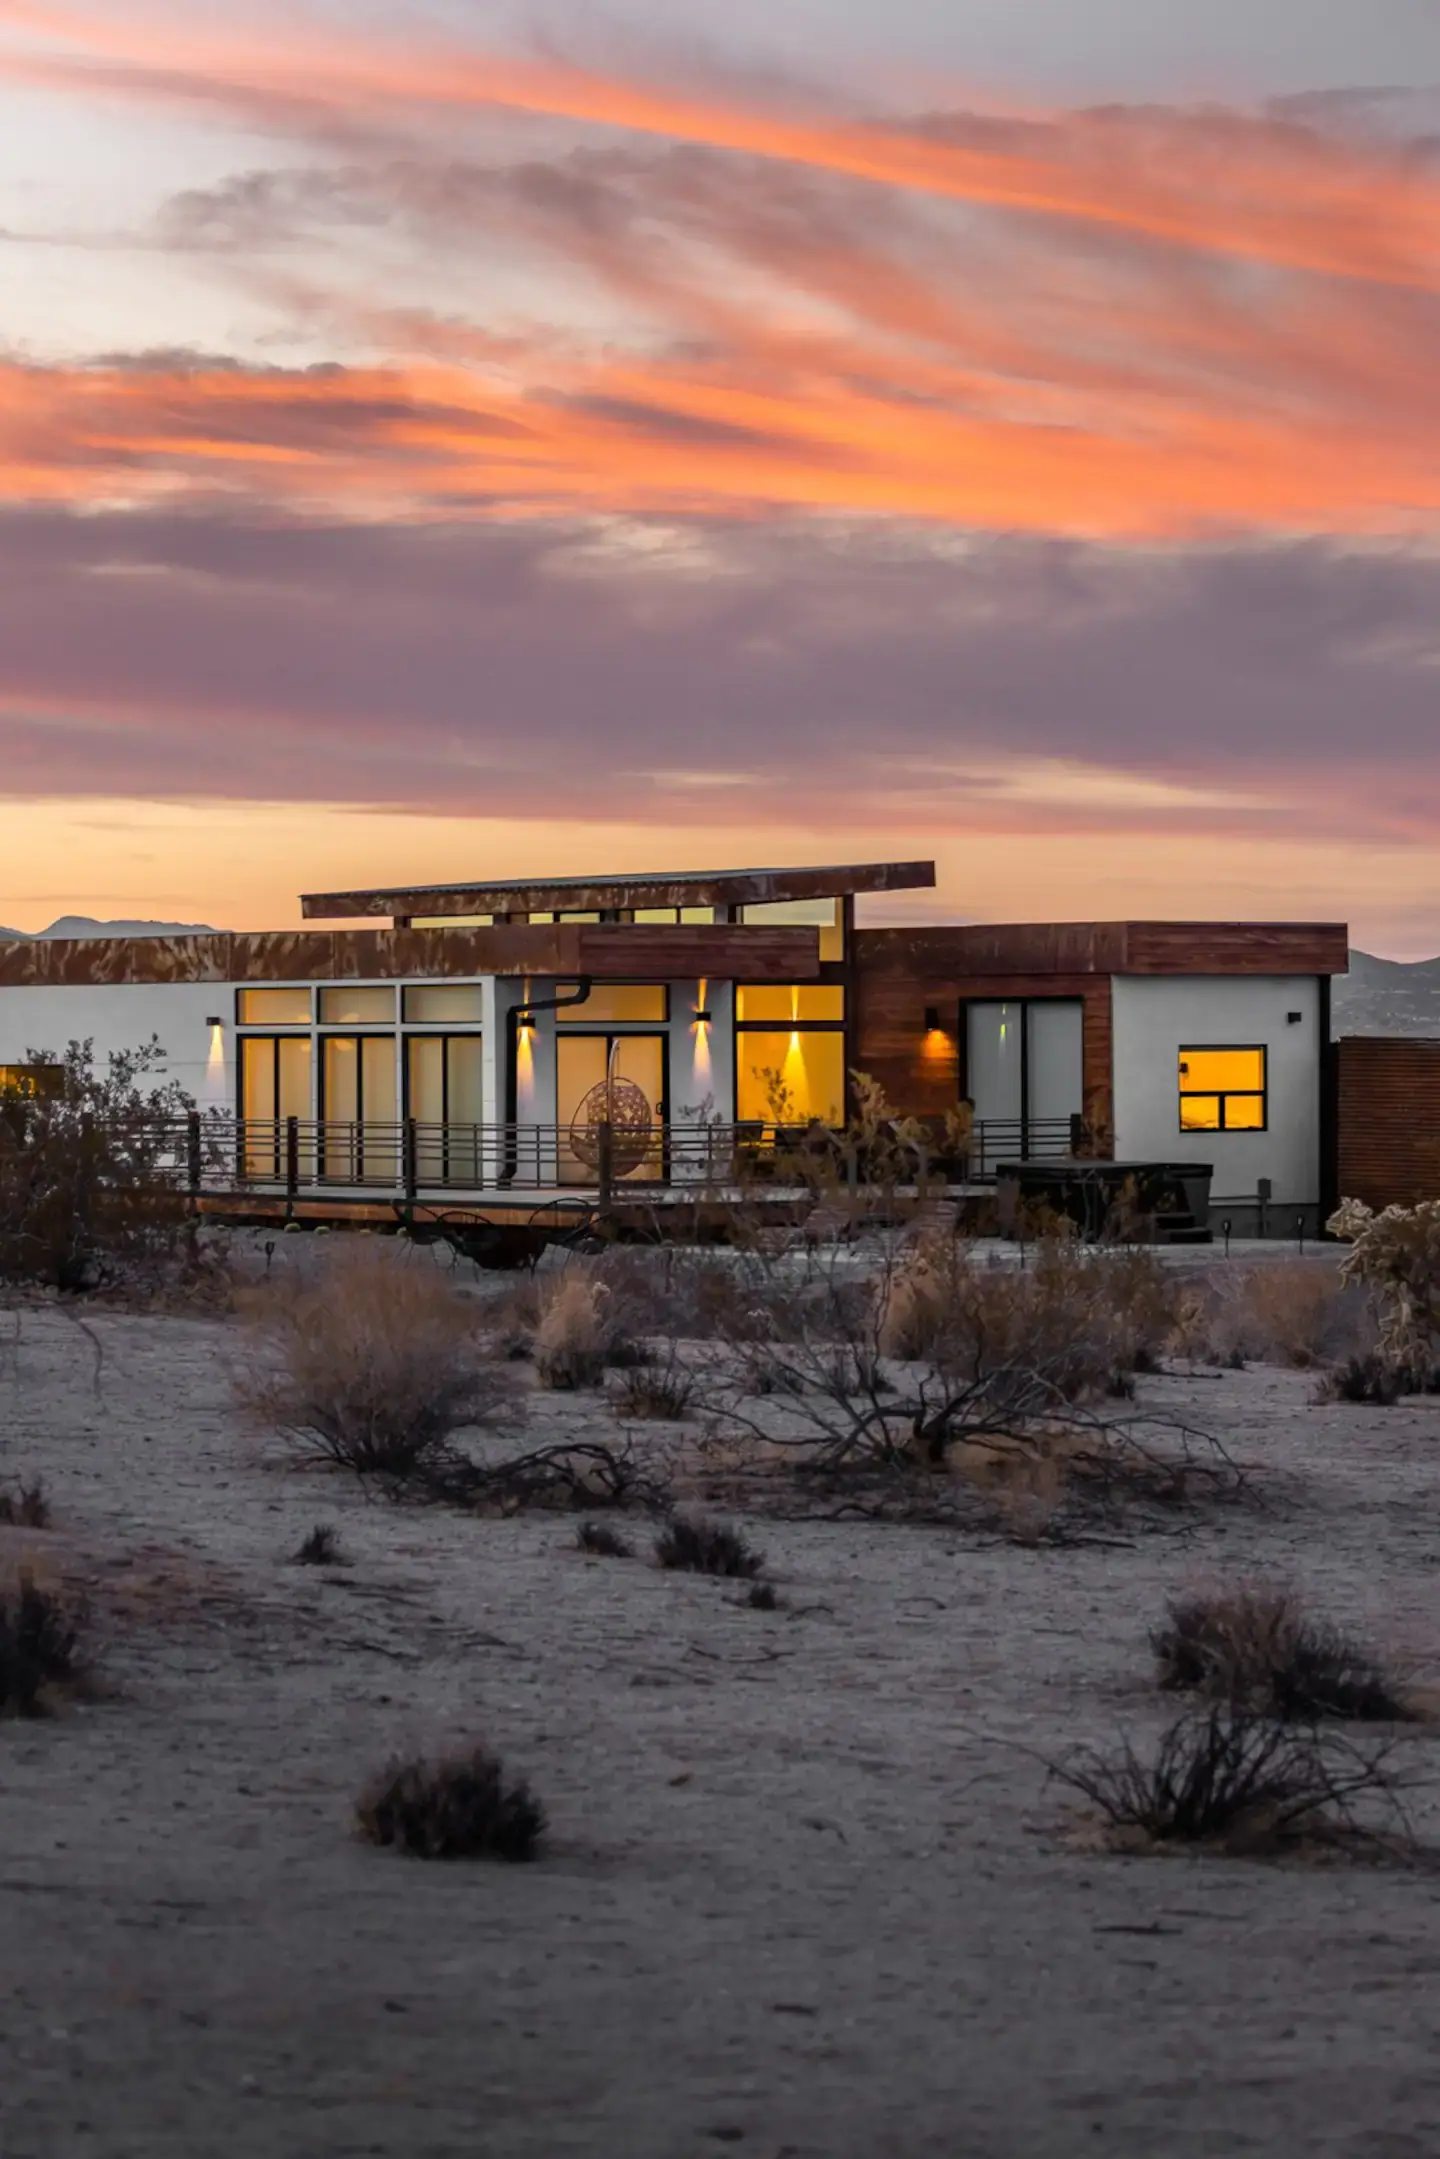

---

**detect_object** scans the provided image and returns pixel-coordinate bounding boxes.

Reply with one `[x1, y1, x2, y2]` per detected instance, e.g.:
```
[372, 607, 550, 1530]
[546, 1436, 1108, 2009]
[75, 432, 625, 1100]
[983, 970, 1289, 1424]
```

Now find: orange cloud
[3, 3, 1440, 290]
[2, 312, 1438, 540]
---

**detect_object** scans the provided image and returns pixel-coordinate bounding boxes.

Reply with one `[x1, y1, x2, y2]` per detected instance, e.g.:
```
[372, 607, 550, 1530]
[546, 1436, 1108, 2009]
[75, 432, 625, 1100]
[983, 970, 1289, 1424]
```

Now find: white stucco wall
[0, 980, 237, 1106]
[1110, 975, 1323, 1202]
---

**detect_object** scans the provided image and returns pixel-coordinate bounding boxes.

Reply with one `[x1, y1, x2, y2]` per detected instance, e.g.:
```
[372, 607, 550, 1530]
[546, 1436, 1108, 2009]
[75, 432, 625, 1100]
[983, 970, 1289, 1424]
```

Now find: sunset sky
[2, 2, 1439, 950]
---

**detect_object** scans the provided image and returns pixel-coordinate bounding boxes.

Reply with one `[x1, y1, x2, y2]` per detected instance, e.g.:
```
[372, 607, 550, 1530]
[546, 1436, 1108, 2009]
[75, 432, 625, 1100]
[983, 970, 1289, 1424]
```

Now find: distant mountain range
[1333, 950, 1440, 1039]
[0, 916, 216, 942]
[1, 922, 1437, 1037]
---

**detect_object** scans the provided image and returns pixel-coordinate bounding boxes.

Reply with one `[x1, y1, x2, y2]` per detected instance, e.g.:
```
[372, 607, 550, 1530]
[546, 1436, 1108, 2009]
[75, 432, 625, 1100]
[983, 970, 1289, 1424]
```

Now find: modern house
[0, 860, 1348, 1230]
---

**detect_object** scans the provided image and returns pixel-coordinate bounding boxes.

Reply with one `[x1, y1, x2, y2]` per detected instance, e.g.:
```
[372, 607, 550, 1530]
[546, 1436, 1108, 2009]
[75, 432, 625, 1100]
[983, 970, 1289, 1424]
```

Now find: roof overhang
[0, 921, 821, 988]
[300, 859, 936, 922]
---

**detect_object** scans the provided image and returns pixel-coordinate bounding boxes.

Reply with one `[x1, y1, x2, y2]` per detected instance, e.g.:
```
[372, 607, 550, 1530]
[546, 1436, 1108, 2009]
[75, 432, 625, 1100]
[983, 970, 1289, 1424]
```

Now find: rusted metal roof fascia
[0, 923, 819, 986]
[299, 859, 937, 920]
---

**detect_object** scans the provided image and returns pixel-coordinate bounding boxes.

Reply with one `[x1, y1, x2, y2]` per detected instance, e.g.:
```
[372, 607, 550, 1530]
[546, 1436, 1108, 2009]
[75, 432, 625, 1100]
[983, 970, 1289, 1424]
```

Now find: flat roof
[300, 860, 936, 922]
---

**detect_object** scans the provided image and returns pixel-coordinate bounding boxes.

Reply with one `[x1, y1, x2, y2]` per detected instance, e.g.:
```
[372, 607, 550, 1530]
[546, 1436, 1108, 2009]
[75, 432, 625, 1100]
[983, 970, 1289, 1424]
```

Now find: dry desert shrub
[237, 1241, 516, 1480]
[655, 1514, 765, 1578]
[0, 1477, 50, 1529]
[609, 1355, 695, 1421]
[0, 1571, 88, 1716]
[1175, 1260, 1366, 1370]
[292, 1523, 349, 1567]
[1052, 1707, 1417, 1858]
[876, 1235, 1177, 1397]
[1330, 1197, 1440, 1372]
[532, 1263, 643, 1389]
[1152, 1585, 1416, 1722]
[575, 1519, 632, 1558]
[1316, 1353, 1404, 1406]
[356, 1744, 544, 1861]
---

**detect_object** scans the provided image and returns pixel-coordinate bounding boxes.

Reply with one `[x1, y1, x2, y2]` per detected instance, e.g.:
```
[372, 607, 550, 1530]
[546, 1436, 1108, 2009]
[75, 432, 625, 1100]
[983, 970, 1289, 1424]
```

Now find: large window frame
[734, 986, 847, 1129]
[1178, 1045, 1268, 1134]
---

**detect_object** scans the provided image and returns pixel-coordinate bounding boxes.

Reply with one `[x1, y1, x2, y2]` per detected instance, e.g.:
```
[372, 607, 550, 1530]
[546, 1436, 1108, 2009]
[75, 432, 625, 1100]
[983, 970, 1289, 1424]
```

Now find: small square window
[1178, 1046, 1266, 1132]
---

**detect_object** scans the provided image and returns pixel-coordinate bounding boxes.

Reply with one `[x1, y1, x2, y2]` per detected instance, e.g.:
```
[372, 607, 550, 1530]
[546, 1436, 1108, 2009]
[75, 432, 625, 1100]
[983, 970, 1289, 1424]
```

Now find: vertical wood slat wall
[1336, 1036, 1440, 1209]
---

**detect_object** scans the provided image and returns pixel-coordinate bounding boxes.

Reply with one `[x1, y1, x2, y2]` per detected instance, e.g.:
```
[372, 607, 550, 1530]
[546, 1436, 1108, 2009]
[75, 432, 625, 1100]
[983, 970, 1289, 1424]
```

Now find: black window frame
[1177, 1043, 1269, 1134]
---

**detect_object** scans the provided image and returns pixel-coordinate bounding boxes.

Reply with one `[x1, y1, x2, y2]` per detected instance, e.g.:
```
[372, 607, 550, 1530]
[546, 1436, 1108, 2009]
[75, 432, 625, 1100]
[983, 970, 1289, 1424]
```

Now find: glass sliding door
[965, 1000, 1083, 1171]
[321, 1035, 398, 1184]
[404, 1034, 483, 1185]
[238, 1035, 312, 1177]
[556, 1034, 666, 1184]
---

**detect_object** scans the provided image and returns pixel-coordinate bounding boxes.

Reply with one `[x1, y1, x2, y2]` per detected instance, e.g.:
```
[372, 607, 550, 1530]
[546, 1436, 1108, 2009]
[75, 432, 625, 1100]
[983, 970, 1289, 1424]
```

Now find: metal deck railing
[65, 1111, 1086, 1203]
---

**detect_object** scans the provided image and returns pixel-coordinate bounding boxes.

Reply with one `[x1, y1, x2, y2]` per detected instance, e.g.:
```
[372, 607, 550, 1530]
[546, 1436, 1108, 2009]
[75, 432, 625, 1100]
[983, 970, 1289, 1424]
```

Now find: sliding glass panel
[1026, 1001, 1084, 1129]
[277, 1038, 312, 1120]
[965, 1003, 1023, 1127]
[557, 1035, 665, 1183]
[406, 1036, 446, 1125]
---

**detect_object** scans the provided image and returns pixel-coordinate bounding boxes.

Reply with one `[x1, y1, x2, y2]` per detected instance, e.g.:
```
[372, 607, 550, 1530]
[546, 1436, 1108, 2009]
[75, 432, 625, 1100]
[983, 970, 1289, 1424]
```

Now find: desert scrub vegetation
[240, 1242, 669, 1512]
[655, 1514, 765, 1579]
[1152, 1586, 1418, 1723]
[0, 1476, 50, 1528]
[292, 1523, 349, 1567]
[575, 1519, 633, 1558]
[356, 1744, 545, 1861]
[531, 1263, 644, 1389]
[237, 1240, 518, 1481]
[1051, 1707, 1419, 1860]
[0, 1038, 197, 1294]
[689, 1234, 1238, 1536]
[1172, 1258, 1369, 1371]
[1330, 1197, 1440, 1375]
[0, 1571, 88, 1716]
[609, 1353, 695, 1422]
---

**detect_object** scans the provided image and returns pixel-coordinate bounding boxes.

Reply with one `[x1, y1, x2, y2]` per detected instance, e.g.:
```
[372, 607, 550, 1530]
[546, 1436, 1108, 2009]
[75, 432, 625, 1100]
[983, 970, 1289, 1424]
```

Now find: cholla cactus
[1327, 1197, 1440, 1368]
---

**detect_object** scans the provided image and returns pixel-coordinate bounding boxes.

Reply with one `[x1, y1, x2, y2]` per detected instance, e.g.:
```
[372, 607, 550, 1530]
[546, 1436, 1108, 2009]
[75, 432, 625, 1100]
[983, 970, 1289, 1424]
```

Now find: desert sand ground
[3, 1242, 1440, 2159]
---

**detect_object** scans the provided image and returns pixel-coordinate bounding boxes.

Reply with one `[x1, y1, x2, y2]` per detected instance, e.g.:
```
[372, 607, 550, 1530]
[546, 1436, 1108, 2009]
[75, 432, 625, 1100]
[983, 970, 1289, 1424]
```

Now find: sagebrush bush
[237, 1241, 516, 1479]
[1175, 1261, 1366, 1370]
[0, 1572, 87, 1716]
[1317, 1354, 1404, 1407]
[1053, 1707, 1411, 1855]
[356, 1745, 544, 1860]
[875, 1235, 1177, 1399]
[293, 1523, 348, 1567]
[655, 1514, 764, 1578]
[1152, 1586, 1414, 1722]
[609, 1359, 695, 1421]
[533, 1266, 642, 1389]
[575, 1520, 632, 1558]
[0, 1478, 50, 1529]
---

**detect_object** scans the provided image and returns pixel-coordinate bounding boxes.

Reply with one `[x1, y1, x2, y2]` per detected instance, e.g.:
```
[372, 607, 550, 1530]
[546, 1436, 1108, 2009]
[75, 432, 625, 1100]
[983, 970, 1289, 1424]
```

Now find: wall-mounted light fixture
[1286, 1011, 1303, 1025]
[205, 1015, 224, 1029]
[515, 1007, 536, 1029]
[923, 1005, 942, 1034]
[693, 1006, 713, 1024]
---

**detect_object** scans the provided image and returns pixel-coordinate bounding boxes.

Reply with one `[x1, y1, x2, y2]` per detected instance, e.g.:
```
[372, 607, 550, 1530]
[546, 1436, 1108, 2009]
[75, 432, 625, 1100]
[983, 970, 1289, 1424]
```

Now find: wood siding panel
[1337, 1036, 1440, 1209]
[851, 945, 1114, 1142]
[1122, 923, 1350, 976]
[855, 922, 1348, 981]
